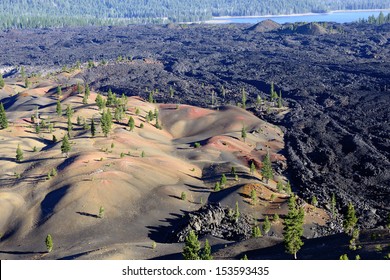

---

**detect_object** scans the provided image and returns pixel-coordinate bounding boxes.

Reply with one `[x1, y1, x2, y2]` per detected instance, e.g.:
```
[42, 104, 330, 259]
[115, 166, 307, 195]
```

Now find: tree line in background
[0, 0, 389, 28]
[358, 11, 390, 24]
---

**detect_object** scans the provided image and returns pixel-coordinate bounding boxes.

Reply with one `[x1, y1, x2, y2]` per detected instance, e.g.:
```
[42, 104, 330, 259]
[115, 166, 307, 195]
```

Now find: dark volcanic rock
[172, 203, 252, 242]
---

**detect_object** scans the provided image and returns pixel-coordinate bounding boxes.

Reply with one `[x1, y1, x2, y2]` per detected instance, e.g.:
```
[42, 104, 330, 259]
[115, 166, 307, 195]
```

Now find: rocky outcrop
[172, 203, 252, 242]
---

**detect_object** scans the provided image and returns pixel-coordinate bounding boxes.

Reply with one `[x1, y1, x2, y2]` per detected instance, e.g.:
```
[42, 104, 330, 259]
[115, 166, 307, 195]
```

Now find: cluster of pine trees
[0, 0, 389, 28]
[358, 11, 390, 24]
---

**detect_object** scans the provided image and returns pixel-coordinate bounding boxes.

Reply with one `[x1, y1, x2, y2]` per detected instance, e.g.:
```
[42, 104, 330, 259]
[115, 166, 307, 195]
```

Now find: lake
[206, 10, 390, 24]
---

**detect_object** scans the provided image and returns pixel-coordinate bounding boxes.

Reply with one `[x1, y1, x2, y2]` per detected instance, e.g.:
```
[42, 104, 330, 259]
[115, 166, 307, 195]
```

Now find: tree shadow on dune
[0, 156, 56, 164]
[58, 249, 99, 260]
[168, 194, 181, 200]
[20, 136, 52, 146]
[150, 252, 184, 260]
[208, 184, 245, 203]
[147, 211, 190, 243]
[186, 183, 210, 193]
[0, 250, 47, 255]
[76, 211, 99, 218]
[38, 185, 71, 226]
[0, 156, 16, 163]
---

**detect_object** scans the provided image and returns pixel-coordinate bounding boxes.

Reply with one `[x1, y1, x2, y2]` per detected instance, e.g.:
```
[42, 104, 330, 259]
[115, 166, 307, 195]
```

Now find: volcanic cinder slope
[0, 72, 329, 260]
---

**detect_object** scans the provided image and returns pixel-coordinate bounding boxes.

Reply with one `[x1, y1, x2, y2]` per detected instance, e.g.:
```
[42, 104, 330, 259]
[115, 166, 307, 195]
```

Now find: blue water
[210, 10, 390, 24]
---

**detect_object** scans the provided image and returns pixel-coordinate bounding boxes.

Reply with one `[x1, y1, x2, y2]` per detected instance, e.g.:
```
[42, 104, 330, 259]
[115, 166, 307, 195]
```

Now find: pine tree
[276, 181, 284, 192]
[45, 234, 53, 253]
[65, 105, 73, 118]
[35, 124, 41, 134]
[85, 84, 90, 98]
[181, 191, 187, 201]
[77, 83, 82, 94]
[0, 102, 9, 129]
[261, 151, 273, 183]
[56, 100, 62, 117]
[278, 90, 283, 108]
[211, 90, 216, 106]
[220, 174, 227, 186]
[241, 254, 248, 260]
[57, 86, 62, 97]
[120, 94, 128, 109]
[48, 123, 54, 133]
[234, 201, 240, 221]
[241, 88, 246, 109]
[285, 180, 292, 195]
[270, 82, 278, 101]
[182, 230, 200, 260]
[51, 168, 57, 177]
[148, 110, 154, 121]
[250, 189, 257, 205]
[25, 77, 30, 88]
[169, 86, 174, 98]
[214, 182, 221, 192]
[82, 93, 88, 104]
[61, 134, 71, 157]
[262, 216, 271, 235]
[331, 193, 337, 217]
[343, 202, 358, 235]
[95, 93, 105, 110]
[256, 94, 262, 108]
[252, 225, 262, 237]
[241, 125, 247, 142]
[221, 85, 226, 98]
[16, 144, 23, 162]
[311, 196, 318, 207]
[100, 109, 112, 137]
[88, 60, 95, 68]
[283, 196, 305, 259]
[200, 239, 213, 260]
[148, 91, 154, 103]
[106, 89, 115, 107]
[91, 118, 96, 137]
[128, 116, 135, 131]
[20, 66, 26, 79]
[250, 161, 256, 175]
[98, 206, 105, 218]
[0, 74, 5, 89]
[114, 106, 124, 122]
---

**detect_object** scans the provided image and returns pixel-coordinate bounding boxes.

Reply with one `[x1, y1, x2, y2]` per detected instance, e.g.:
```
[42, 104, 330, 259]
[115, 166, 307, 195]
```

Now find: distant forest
[1, 0, 390, 28]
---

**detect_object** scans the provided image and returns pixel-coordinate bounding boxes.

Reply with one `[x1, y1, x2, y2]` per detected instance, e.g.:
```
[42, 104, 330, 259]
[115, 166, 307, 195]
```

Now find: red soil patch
[186, 106, 213, 119]
[205, 135, 251, 153]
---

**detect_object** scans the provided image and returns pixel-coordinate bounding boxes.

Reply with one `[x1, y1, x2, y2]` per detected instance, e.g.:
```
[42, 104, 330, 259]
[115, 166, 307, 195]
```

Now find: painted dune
[0, 74, 327, 260]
